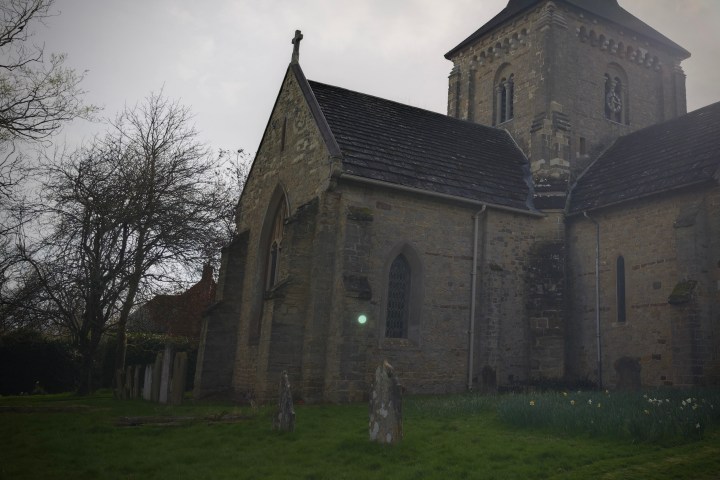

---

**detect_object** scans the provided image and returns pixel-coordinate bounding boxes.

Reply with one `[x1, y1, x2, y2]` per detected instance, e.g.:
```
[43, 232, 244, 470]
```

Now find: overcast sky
[34, 0, 720, 156]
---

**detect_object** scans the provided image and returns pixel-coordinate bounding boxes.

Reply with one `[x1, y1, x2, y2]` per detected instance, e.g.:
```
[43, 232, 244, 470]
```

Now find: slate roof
[445, 0, 689, 59]
[568, 102, 720, 214]
[305, 79, 535, 212]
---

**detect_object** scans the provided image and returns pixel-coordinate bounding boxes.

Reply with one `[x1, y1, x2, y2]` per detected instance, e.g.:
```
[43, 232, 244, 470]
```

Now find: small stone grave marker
[170, 352, 188, 406]
[272, 371, 295, 432]
[369, 360, 402, 444]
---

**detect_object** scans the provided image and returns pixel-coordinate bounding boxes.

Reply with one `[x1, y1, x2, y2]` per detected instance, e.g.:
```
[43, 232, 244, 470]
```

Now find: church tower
[445, 0, 690, 207]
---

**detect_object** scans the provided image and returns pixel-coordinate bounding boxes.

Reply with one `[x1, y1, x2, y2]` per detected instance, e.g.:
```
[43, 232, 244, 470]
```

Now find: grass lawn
[1, 390, 720, 479]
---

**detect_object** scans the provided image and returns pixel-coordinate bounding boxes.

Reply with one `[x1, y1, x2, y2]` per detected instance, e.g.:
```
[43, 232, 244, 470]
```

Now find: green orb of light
[358, 314, 367, 325]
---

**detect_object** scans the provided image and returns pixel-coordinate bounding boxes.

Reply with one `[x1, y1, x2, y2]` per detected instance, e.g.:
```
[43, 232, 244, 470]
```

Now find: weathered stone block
[368, 361, 402, 444]
[272, 371, 296, 432]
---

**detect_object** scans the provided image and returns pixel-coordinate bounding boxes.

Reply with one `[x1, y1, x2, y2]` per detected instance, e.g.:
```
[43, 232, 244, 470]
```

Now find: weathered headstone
[170, 352, 188, 406]
[142, 364, 153, 401]
[369, 360, 402, 444]
[272, 371, 295, 432]
[159, 344, 174, 404]
[614, 356, 641, 389]
[151, 352, 163, 402]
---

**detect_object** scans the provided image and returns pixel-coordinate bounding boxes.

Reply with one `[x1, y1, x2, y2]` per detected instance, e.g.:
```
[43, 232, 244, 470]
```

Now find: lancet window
[385, 254, 411, 338]
[616, 255, 626, 323]
[265, 200, 288, 290]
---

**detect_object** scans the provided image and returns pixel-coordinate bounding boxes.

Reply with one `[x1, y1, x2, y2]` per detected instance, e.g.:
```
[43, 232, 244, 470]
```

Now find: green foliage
[496, 388, 720, 443]
[2, 392, 720, 479]
[0, 329, 79, 394]
[405, 393, 497, 418]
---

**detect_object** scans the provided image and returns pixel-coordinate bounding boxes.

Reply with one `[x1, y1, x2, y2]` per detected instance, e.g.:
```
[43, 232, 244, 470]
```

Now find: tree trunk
[113, 264, 143, 378]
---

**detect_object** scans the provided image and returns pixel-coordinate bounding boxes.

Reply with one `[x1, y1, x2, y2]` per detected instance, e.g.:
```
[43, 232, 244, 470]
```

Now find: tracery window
[603, 65, 628, 124]
[385, 254, 411, 338]
[495, 73, 514, 124]
[604, 75, 623, 122]
[265, 200, 288, 291]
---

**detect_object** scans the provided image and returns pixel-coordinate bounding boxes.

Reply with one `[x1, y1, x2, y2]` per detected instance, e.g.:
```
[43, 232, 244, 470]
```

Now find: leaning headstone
[368, 360, 403, 444]
[272, 371, 295, 432]
[151, 352, 163, 402]
[170, 352, 188, 406]
[159, 344, 174, 404]
[142, 364, 153, 401]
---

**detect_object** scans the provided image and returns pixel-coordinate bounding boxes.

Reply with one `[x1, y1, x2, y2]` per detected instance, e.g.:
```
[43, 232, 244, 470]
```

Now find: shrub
[0, 330, 79, 394]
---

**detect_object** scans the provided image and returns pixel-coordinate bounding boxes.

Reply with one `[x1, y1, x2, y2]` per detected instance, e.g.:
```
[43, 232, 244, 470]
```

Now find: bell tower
[445, 0, 690, 207]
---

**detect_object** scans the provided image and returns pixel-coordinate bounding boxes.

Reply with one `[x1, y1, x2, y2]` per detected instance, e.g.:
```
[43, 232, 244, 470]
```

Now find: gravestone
[272, 371, 295, 432]
[368, 360, 402, 444]
[159, 344, 174, 404]
[614, 356, 641, 389]
[151, 352, 163, 402]
[170, 352, 188, 406]
[142, 364, 153, 401]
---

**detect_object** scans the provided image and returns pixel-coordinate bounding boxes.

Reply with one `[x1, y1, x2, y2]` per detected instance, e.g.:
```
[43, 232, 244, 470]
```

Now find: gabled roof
[302, 76, 536, 212]
[445, 0, 689, 59]
[568, 102, 720, 214]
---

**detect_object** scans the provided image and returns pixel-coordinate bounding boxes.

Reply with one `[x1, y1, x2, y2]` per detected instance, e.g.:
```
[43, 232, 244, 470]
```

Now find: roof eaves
[445, 1, 538, 59]
[338, 172, 545, 217]
[566, 179, 714, 217]
[445, 0, 689, 60]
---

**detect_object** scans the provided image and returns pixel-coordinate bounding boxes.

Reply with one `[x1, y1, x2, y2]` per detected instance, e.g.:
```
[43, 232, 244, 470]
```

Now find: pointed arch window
[386, 254, 411, 338]
[265, 200, 288, 291]
[616, 255, 626, 323]
[495, 73, 515, 124]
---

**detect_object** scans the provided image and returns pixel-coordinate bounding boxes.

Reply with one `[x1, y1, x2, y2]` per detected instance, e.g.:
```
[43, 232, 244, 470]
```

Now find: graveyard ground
[1, 390, 720, 479]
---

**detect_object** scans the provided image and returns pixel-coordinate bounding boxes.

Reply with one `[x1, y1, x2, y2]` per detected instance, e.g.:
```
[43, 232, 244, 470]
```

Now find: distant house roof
[128, 266, 216, 339]
[568, 102, 720, 214]
[303, 75, 535, 212]
[445, 0, 689, 59]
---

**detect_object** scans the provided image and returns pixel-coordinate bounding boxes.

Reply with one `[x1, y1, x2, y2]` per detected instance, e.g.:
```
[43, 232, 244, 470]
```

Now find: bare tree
[0, 0, 97, 307]
[0, 0, 96, 143]
[11, 91, 235, 393]
[108, 92, 232, 378]
[215, 147, 251, 245]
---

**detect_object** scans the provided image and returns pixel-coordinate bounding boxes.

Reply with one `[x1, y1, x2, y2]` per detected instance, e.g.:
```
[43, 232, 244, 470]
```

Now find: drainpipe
[468, 205, 487, 391]
[583, 211, 602, 390]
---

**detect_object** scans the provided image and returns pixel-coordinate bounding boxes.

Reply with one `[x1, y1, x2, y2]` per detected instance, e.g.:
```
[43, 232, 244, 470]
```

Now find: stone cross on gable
[291, 30, 303, 64]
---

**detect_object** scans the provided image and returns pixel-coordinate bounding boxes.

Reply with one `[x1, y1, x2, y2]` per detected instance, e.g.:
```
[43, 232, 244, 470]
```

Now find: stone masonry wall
[477, 209, 566, 387]
[567, 186, 720, 388]
[228, 67, 340, 401]
[317, 183, 565, 401]
[447, 1, 688, 187]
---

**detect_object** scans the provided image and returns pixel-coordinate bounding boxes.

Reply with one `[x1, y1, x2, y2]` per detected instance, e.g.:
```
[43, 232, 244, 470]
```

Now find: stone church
[194, 0, 720, 402]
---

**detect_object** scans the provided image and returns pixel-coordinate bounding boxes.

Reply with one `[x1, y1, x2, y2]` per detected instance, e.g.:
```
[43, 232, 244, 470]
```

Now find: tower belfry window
[495, 74, 514, 124]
